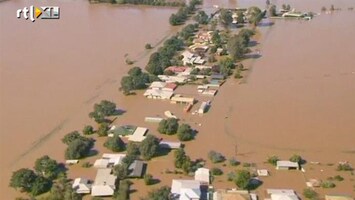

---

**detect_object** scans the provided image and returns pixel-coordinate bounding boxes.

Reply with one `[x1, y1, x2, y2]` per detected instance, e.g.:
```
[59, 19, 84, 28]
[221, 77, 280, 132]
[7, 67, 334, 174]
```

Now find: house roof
[276, 161, 299, 168]
[194, 168, 210, 183]
[257, 169, 269, 176]
[159, 141, 182, 149]
[180, 188, 201, 200]
[171, 96, 195, 104]
[165, 83, 178, 90]
[271, 194, 299, 200]
[94, 159, 109, 168]
[128, 127, 148, 142]
[128, 160, 144, 177]
[72, 178, 91, 193]
[325, 195, 354, 200]
[213, 189, 251, 200]
[182, 50, 195, 59]
[267, 189, 296, 195]
[171, 179, 201, 195]
[102, 154, 126, 166]
[92, 169, 116, 196]
[211, 74, 225, 80]
[91, 185, 115, 197]
[144, 89, 174, 99]
[150, 81, 166, 89]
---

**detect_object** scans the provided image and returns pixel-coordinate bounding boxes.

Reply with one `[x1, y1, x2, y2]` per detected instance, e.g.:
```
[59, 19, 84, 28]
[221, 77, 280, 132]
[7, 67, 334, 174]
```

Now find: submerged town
[5, 0, 355, 200]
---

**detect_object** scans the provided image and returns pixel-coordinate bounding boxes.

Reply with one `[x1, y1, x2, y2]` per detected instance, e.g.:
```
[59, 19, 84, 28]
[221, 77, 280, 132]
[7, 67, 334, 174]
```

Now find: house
[128, 160, 144, 178]
[128, 127, 148, 142]
[211, 74, 225, 80]
[94, 159, 110, 168]
[194, 168, 210, 184]
[213, 189, 251, 200]
[144, 89, 174, 100]
[171, 179, 201, 200]
[181, 50, 205, 66]
[91, 169, 117, 197]
[201, 89, 217, 96]
[149, 81, 166, 90]
[94, 154, 126, 168]
[72, 178, 91, 194]
[66, 160, 79, 165]
[164, 83, 178, 92]
[198, 101, 209, 114]
[193, 31, 213, 44]
[171, 96, 195, 105]
[159, 141, 182, 149]
[145, 117, 164, 123]
[276, 161, 299, 170]
[158, 75, 188, 83]
[325, 195, 354, 200]
[267, 189, 299, 200]
[189, 44, 209, 53]
[257, 169, 269, 177]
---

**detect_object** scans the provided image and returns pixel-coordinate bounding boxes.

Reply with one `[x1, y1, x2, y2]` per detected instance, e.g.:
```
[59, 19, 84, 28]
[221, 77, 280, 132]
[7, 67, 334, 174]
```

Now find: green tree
[97, 122, 110, 137]
[144, 174, 153, 185]
[126, 142, 140, 157]
[62, 131, 82, 145]
[268, 4, 277, 17]
[104, 135, 125, 152]
[120, 76, 134, 95]
[219, 9, 233, 26]
[303, 188, 318, 199]
[34, 155, 59, 180]
[9, 168, 37, 193]
[174, 148, 188, 169]
[65, 139, 94, 159]
[145, 43, 153, 49]
[115, 180, 131, 200]
[177, 124, 194, 141]
[208, 151, 225, 163]
[248, 6, 264, 26]
[158, 118, 179, 135]
[139, 135, 160, 160]
[30, 176, 51, 196]
[211, 167, 223, 176]
[89, 100, 117, 123]
[211, 30, 222, 47]
[194, 10, 209, 24]
[83, 125, 94, 135]
[234, 170, 251, 189]
[289, 154, 303, 164]
[236, 11, 245, 24]
[113, 164, 129, 180]
[267, 155, 279, 166]
[142, 186, 171, 200]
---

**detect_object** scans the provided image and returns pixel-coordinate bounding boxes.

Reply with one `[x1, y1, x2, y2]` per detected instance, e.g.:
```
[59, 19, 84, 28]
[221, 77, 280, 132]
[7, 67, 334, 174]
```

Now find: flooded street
[1, 0, 355, 198]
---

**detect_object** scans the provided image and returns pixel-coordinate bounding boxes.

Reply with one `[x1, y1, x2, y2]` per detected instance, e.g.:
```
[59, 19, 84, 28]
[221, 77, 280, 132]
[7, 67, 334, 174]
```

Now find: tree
[177, 124, 194, 141]
[120, 76, 134, 95]
[83, 125, 94, 135]
[145, 43, 153, 49]
[234, 170, 251, 189]
[194, 10, 209, 24]
[146, 53, 164, 75]
[174, 148, 188, 169]
[62, 131, 82, 145]
[30, 176, 51, 196]
[158, 118, 179, 135]
[65, 139, 94, 159]
[9, 168, 37, 193]
[267, 155, 279, 166]
[289, 154, 303, 164]
[208, 151, 225, 163]
[97, 122, 109, 137]
[248, 6, 264, 26]
[211, 167, 223, 176]
[139, 135, 160, 160]
[115, 180, 131, 200]
[126, 142, 140, 157]
[236, 11, 245, 24]
[142, 186, 171, 200]
[144, 174, 153, 185]
[104, 135, 125, 152]
[268, 4, 277, 17]
[303, 188, 318, 199]
[219, 9, 233, 26]
[227, 34, 248, 61]
[113, 164, 129, 180]
[34, 155, 59, 180]
[89, 100, 117, 123]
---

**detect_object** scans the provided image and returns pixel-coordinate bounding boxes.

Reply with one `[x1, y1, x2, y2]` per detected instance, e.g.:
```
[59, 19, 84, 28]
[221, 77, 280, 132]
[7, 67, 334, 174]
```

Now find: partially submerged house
[194, 168, 210, 184]
[171, 95, 195, 105]
[72, 178, 91, 194]
[128, 160, 144, 178]
[171, 179, 201, 200]
[159, 141, 182, 149]
[91, 169, 117, 197]
[213, 189, 251, 200]
[181, 50, 206, 65]
[94, 154, 126, 168]
[276, 161, 299, 170]
[144, 89, 174, 100]
[128, 127, 148, 142]
[257, 169, 269, 177]
[325, 195, 354, 200]
[158, 75, 188, 83]
[198, 101, 209, 114]
[266, 189, 299, 200]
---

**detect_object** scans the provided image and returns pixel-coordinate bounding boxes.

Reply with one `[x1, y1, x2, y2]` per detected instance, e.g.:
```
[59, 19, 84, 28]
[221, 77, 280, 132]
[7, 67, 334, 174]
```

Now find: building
[325, 195, 354, 200]
[145, 117, 164, 123]
[159, 141, 182, 149]
[211, 74, 225, 80]
[144, 89, 174, 100]
[276, 161, 299, 170]
[213, 189, 251, 200]
[181, 50, 205, 65]
[171, 96, 195, 105]
[257, 169, 269, 177]
[94, 154, 126, 168]
[72, 178, 91, 194]
[164, 83, 178, 92]
[171, 179, 201, 200]
[158, 75, 188, 83]
[91, 169, 117, 197]
[128, 127, 148, 142]
[149, 81, 177, 92]
[267, 189, 299, 200]
[198, 101, 209, 114]
[128, 160, 144, 178]
[93, 159, 110, 168]
[194, 168, 210, 184]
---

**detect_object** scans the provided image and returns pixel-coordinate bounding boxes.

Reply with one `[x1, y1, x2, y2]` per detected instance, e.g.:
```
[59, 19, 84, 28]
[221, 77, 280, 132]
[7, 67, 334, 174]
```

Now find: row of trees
[219, 7, 265, 27]
[169, 0, 202, 25]
[158, 118, 195, 141]
[227, 28, 255, 61]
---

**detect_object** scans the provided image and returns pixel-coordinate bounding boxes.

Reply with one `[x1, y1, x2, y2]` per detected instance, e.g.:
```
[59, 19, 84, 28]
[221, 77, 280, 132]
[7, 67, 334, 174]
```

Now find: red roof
[164, 83, 177, 90]
[165, 66, 188, 73]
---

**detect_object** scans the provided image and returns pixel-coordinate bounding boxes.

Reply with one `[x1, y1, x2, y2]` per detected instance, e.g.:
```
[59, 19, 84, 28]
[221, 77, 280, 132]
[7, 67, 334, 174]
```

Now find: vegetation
[337, 163, 353, 171]
[179, 24, 198, 40]
[104, 135, 125, 152]
[177, 124, 194, 141]
[169, 0, 202, 26]
[218, 57, 235, 76]
[144, 174, 154, 185]
[303, 188, 318, 200]
[158, 118, 179, 135]
[46, 173, 82, 200]
[194, 10, 209, 25]
[120, 67, 154, 95]
[282, 4, 291, 11]
[62, 131, 94, 159]
[227, 29, 255, 61]
[267, 155, 279, 166]
[247, 6, 265, 26]
[289, 154, 304, 164]
[219, 9, 233, 26]
[126, 142, 141, 157]
[139, 135, 160, 160]
[97, 122, 110, 136]
[34, 155, 60, 180]
[83, 125, 94, 135]
[236, 11, 245, 24]
[268, 4, 277, 17]
[113, 164, 129, 180]
[114, 180, 131, 200]
[208, 151, 225, 163]
[81, 162, 92, 168]
[113, 0, 184, 7]
[145, 43, 153, 49]
[141, 186, 171, 200]
[334, 175, 344, 181]
[321, 181, 336, 188]
[174, 148, 193, 174]
[89, 100, 117, 123]
[234, 170, 251, 190]
[229, 157, 240, 166]
[211, 167, 223, 176]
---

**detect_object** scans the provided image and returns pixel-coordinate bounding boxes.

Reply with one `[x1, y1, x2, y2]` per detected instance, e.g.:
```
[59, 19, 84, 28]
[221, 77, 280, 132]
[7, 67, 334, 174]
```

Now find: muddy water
[1, 0, 355, 199]
[0, 0, 178, 198]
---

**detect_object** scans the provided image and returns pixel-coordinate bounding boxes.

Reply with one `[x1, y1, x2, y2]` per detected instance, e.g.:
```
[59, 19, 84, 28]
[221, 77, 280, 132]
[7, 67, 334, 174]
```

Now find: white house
[194, 168, 210, 184]
[144, 89, 174, 100]
[72, 178, 91, 194]
[91, 169, 117, 197]
[128, 127, 148, 142]
[276, 161, 299, 170]
[198, 102, 209, 114]
[171, 179, 201, 200]
[267, 189, 299, 200]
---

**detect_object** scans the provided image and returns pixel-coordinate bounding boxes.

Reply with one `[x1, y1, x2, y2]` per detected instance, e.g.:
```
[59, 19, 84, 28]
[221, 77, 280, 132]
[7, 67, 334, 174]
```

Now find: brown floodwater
[1, 0, 355, 199]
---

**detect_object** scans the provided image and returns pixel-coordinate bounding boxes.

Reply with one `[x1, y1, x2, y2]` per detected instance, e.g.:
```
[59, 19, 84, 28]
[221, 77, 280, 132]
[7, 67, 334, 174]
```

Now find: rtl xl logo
[17, 6, 60, 22]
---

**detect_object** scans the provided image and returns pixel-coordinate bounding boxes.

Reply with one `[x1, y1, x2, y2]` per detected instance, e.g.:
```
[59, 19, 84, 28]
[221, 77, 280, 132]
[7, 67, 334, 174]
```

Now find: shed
[128, 160, 144, 178]
[257, 169, 269, 177]
[276, 161, 299, 170]
[325, 195, 354, 200]
[213, 189, 251, 200]
[145, 117, 164, 123]
[66, 160, 79, 165]
[211, 74, 225, 80]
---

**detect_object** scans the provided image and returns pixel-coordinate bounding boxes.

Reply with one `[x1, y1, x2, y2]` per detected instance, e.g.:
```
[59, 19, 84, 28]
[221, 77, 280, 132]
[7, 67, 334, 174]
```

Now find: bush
[289, 154, 304, 164]
[321, 181, 336, 188]
[104, 135, 125, 152]
[145, 43, 153, 49]
[303, 188, 318, 199]
[229, 158, 240, 166]
[337, 163, 353, 171]
[83, 125, 94, 135]
[334, 175, 344, 181]
[211, 167, 223, 176]
[227, 172, 236, 181]
[144, 174, 153, 185]
[234, 170, 251, 190]
[158, 118, 179, 135]
[267, 155, 279, 166]
[177, 124, 194, 141]
[208, 151, 225, 163]
[97, 122, 110, 137]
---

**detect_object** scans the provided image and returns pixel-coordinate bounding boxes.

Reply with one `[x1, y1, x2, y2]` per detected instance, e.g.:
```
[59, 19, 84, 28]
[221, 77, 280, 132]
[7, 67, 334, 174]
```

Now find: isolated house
[171, 179, 201, 200]
[72, 178, 91, 194]
[194, 168, 210, 184]
[91, 169, 117, 197]
[276, 161, 299, 170]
